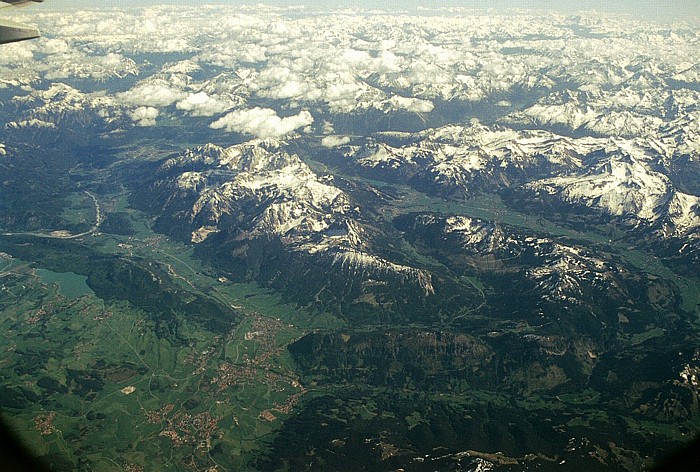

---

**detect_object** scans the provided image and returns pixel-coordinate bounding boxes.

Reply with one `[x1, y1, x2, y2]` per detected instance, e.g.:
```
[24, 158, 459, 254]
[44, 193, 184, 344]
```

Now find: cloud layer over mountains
[1, 5, 698, 141]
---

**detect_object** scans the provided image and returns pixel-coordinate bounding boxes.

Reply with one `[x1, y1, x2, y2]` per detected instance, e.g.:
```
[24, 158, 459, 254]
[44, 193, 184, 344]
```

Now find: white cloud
[321, 136, 351, 148]
[263, 80, 312, 100]
[5, 6, 700, 140]
[0, 42, 35, 65]
[210, 107, 314, 138]
[324, 81, 366, 110]
[387, 95, 434, 113]
[117, 82, 186, 108]
[41, 38, 71, 55]
[176, 92, 230, 116]
[129, 106, 159, 126]
[341, 48, 372, 66]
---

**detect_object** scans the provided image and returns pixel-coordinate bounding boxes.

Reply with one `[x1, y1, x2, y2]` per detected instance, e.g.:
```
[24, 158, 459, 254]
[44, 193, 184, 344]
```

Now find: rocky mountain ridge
[136, 139, 437, 316]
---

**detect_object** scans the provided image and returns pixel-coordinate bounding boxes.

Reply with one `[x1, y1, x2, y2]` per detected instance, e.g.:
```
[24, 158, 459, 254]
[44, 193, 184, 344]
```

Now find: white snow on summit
[525, 143, 700, 235]
[160, 139, 431, 291]
[163, 140, 350, 243]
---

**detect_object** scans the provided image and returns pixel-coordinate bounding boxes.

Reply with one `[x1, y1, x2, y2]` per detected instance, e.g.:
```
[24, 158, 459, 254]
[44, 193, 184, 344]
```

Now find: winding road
[1, 191, 103, 239]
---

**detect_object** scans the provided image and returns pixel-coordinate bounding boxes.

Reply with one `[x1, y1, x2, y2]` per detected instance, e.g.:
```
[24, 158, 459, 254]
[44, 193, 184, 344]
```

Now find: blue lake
[35, 269, 93, 298]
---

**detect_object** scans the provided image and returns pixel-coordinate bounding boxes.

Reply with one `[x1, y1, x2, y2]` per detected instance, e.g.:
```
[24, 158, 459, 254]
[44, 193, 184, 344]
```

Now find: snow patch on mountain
[658, 113, 700, 161]
[343, 122, 603, 196]
[156, 139, 433, 294]
[526, 242, 621, 304]
[163, 140, 350, 243]
[443, 216, 507, 253]
[326, 248, 434, 296]
[524, 144, 700, 236]
[10, 83, 123, 126]
[5, 119, 56, 129]
[505, 89, 665, 138]
[407, 213, 629, 304]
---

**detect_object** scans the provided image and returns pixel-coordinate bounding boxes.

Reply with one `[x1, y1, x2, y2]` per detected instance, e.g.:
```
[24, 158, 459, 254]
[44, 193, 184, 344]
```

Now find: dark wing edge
[0, 0, 42, 45]
[0, 19, 40, 44]
[1, 1, 44, 5]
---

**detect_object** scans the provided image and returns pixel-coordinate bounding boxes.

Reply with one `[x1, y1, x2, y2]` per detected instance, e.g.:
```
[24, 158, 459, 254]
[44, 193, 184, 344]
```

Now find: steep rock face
[438, 215, 627, 308]
[289, 330, 494, 389]
[524, 241, 627, 306]
[140, 139, 436, 318]
[442, 215, 508, 253]
[327, 120, 700, 279]
[521, 146, 700, 238]
[397, 213, 681, 338]
[324, 248, 434, 296]
[504, 90, 665, 138]
[664, 112, 700, 161]
[345, 122, 700, 248]
[412, 214, 624, 301]
[155, 139, 352, 244]
[654, 112, 700, 198]
[333, 123, 600, 197]
[10, 83, 125, 127]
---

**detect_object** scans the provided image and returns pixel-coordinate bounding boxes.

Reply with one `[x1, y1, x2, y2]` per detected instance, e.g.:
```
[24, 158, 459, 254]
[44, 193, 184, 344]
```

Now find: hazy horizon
[35, 0, 700, 22]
